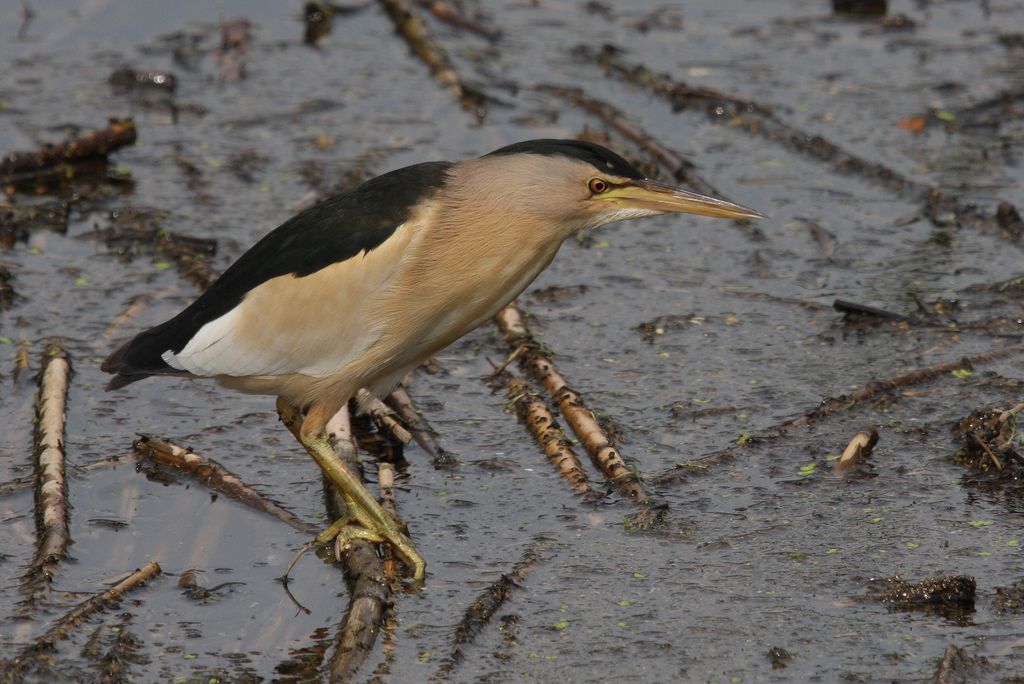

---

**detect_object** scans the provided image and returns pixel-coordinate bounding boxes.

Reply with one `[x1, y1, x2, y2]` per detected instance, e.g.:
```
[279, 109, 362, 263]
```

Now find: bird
[102, 139, 764, 583]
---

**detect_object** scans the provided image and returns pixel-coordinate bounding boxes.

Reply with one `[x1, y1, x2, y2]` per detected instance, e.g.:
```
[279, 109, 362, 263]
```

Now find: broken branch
[357, 388, 413, 444]
[505, 374, 596, 499]
[377, 0, 487, 118]
[386, 383, 456, 469]
[656, 343, 1022, 480]
[321, 402, 391, 683]
[433, 545, 543, 680]
[22, 340, 72, 602]
[133, 434, 315, 535]
[496, 303, 648, 504]
[0, 118, 137, 187]
[26, 561, 161, 653]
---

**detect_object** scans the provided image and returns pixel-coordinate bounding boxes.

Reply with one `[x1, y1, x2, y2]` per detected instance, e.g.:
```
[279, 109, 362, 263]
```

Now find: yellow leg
[277, 398, 426, 583]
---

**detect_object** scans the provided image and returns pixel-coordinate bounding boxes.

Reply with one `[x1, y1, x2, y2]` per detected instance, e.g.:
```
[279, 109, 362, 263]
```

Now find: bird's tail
[101, 321, 189, 390]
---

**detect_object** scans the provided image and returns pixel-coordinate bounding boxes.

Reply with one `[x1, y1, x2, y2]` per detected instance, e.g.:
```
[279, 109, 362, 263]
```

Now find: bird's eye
[588, 178, 610, 194]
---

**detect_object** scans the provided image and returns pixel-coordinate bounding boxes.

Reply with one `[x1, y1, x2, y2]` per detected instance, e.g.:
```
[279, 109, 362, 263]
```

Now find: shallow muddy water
[1, 0, 1023, 682]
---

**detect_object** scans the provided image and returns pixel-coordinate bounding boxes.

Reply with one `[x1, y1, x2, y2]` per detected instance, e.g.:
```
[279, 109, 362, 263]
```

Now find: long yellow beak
[601, 180, 766, 220]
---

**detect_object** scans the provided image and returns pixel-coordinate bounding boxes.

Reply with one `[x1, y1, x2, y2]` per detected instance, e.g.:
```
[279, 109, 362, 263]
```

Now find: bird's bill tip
[603, 180, 767, 221]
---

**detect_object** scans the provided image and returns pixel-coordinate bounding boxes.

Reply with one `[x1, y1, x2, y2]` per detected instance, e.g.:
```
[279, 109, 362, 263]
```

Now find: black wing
[102, 160, 453, 388]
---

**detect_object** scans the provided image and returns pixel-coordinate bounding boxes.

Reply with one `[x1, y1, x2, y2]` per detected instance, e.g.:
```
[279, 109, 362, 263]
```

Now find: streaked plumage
[102, 139, 764, 581]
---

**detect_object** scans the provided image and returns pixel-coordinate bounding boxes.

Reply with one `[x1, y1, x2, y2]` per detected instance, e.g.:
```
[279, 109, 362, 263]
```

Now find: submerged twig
[0, 118, 137, 187]
[377, 0, 487, 118]
[22, 340, 72, 604]
[932, 645, 995, 684]
[432, 544, 544, 680]
[101, 210, 219, 291]
[496, 303, 648, 505]
[133, 434, 315, 534]
[584, 45, 1023, 241]
[833, 299, 923, 325]
[413, 0, 500, 40]
[1, 452, 135, 498]
[538, 84, 727, 200]
[787, 345, 1021, 430]
[4, 562, 162, 681]
[656, 343, 1023, 480]
[24, 562, 161, 654]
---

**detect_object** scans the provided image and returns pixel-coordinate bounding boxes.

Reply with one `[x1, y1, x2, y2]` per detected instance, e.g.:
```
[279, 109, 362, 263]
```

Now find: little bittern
[103, 139, 764, 582]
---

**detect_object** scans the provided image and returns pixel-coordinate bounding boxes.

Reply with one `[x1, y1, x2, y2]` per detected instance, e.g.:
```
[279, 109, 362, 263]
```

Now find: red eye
[588, 178, 609, 194]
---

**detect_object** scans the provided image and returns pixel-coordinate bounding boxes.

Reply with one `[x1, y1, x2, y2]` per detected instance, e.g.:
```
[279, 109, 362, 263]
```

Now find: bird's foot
[316, 503, 426, 584]
[275, 397, 427, 584]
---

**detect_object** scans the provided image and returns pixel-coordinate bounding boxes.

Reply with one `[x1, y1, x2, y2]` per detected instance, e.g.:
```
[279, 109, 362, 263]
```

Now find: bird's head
[472, 139, 764, 237]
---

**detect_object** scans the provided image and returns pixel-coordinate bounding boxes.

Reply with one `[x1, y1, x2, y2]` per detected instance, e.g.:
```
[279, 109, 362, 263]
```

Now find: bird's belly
[368, 242, 562, 377]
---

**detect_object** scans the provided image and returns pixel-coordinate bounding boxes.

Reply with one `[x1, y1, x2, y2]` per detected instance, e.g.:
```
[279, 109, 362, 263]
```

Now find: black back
[103, 160, 453, 386]
[487, 139, 645, 180]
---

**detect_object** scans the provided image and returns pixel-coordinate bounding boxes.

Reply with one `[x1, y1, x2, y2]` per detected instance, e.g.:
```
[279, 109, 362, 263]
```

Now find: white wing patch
[161, 305, 304, 376]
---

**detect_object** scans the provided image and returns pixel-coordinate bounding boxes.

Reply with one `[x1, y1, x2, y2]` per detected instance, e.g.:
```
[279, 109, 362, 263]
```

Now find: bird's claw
[316, 508, 425, 584]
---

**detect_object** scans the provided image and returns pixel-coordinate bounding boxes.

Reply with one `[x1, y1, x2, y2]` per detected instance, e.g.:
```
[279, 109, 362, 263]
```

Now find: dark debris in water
[177, 569, 246, 603]
[832, 0, 887, 16]
[0, 202, 69, 248]
[766, 646, 792, 670]
[994, 578, 1024, 614]
[98, 208, 219, 290]
[636, 313, 703, 343]
[108, 67, 177, 95]
[952, 406, 1024, 478]
[274, 626, 332, 681]
[868, 575, 976, 623]
[0, 265, 15, 310]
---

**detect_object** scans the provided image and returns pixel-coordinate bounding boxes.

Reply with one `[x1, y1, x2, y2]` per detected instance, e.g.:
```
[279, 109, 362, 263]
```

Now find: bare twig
[133, 434, 315, 534]
[496, 303, 647, 504]
[656, 343, 1023, 480]
[321, 403, 391, 683]
[13, 339, 30, 383]
[413, 0, 500, 40]
[357, 389, 413, 444]
[386, 383, 456, 469]
[378, 461, 397, 517]
[833, 426, 879, 473]
[968, 430, 1003, 471]
[505, 375, 596, 499]
[377, 0, 487, 118]
[22, 340, 72, 603]
[997, 401, 1024, 424]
